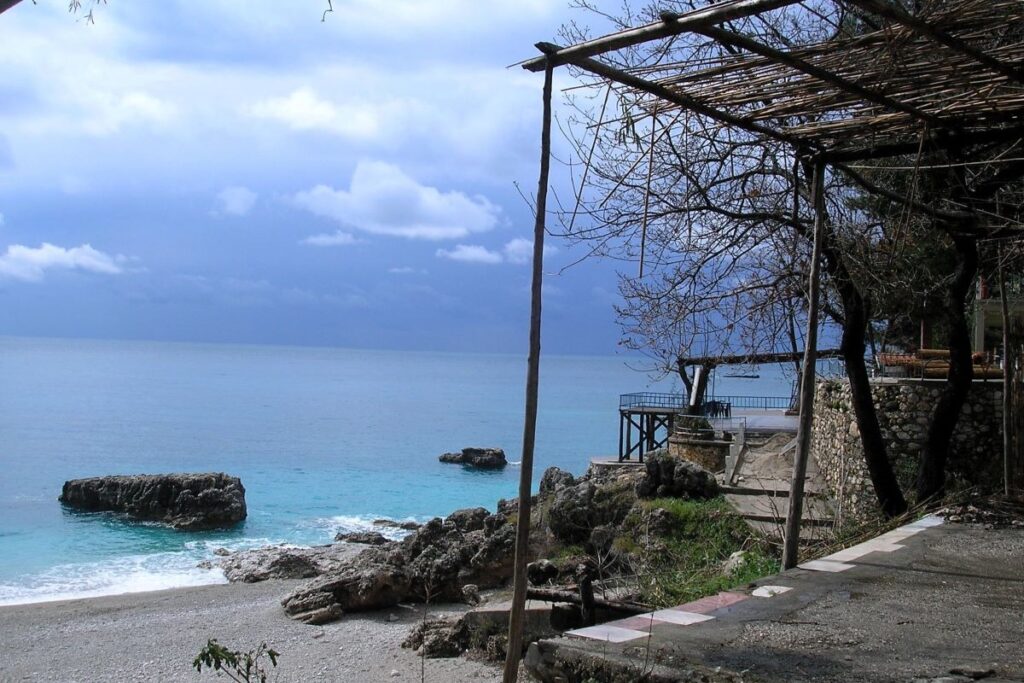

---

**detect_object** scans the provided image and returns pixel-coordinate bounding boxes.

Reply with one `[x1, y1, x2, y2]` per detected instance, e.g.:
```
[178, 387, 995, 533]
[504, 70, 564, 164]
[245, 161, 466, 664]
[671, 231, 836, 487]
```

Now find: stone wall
[810, 378, 1004, 524]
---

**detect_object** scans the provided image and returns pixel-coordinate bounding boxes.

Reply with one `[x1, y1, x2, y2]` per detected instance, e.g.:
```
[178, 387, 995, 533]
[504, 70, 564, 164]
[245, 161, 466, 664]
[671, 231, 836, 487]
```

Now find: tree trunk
[839, 279, 909, 517]
[675, 357, 694, 397]
[916, 235, 978, 502]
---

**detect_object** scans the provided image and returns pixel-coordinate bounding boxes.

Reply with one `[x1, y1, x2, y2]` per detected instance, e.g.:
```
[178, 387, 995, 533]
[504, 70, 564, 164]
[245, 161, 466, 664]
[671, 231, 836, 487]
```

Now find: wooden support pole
[999, 246, 1014, 497]
[502, 55, 553, 683]
[783, 159, 826, 570]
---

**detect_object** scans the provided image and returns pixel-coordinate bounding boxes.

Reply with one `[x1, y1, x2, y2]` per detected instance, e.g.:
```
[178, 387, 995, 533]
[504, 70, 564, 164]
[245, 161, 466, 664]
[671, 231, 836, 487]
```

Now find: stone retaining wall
[810, 378, 1003, 524]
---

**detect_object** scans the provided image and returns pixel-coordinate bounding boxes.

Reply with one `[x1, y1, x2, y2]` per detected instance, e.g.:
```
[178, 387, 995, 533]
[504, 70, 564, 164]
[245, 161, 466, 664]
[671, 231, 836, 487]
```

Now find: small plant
[193, 639, 280, 683]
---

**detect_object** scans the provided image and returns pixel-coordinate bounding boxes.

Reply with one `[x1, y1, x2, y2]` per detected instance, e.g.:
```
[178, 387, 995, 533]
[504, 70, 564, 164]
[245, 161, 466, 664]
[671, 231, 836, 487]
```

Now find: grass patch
[623, 497, 779, 607]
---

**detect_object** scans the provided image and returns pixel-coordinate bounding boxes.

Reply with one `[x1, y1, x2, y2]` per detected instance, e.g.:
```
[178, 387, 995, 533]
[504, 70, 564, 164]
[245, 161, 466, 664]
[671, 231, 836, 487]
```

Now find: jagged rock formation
[59, 473, 246, 531]
[636, 449, 720, 500]
[438, 447, 507, 469]
[279, 456, 722, 626]
[281, 507, 518, 624]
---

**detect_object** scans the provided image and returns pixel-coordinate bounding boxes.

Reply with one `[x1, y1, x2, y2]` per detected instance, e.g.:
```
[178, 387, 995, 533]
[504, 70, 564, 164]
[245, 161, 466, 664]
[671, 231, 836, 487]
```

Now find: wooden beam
[783, 158, 826, 570]
[552, 47, 815, 152]
[698, 26, 945, 129]
[678, 349, 844, 367]
[0, 0, 25, 14]
[522, 0, 800, 72]
[845, 0, 1024, 86]
[502, 59, 554, 683]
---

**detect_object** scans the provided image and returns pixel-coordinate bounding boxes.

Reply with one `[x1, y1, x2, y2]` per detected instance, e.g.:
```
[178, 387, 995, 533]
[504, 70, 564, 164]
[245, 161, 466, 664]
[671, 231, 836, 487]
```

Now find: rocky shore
[59, 473, 247, 530]
[213, 450, 725, 639]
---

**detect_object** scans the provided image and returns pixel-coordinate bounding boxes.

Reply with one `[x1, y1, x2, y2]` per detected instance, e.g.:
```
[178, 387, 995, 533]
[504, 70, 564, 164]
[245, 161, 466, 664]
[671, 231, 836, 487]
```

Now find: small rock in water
[438, 447, 507, 469]
[213, 547, 231, 557]
[390, 670, 401, 678]
[387, 613, 399, 622]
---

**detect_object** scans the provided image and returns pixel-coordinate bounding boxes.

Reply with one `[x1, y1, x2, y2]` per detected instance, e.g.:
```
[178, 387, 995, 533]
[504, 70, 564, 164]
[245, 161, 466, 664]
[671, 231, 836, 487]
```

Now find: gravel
[0, 580, 504, 682]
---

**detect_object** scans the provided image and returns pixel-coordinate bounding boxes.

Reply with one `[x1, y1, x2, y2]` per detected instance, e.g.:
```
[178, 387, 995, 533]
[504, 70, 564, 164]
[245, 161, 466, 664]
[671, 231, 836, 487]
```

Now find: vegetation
[193, 639, 280, 683]
[617, 497, 778, 607]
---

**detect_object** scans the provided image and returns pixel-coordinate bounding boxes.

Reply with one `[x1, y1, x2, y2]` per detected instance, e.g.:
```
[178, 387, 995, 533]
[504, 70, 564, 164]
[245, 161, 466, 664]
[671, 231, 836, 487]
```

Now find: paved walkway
[526, 517, 1024, 682]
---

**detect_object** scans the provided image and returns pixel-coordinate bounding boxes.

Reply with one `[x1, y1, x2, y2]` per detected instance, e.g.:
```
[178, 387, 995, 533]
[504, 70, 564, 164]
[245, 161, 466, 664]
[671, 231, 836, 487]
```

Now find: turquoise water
[0, 337, 793, 605]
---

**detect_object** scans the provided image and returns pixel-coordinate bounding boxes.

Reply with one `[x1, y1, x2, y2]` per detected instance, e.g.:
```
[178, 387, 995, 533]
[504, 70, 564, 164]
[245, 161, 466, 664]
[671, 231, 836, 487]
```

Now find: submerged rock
[59, 473, 246, 531]
[372, 518, 421, 531]
[335, 531, 390, 545]
[438, 447, 507, 469]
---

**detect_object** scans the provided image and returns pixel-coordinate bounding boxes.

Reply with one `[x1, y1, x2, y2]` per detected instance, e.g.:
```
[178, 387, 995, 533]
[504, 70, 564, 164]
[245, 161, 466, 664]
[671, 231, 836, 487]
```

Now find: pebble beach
[0, 580, 504, 682]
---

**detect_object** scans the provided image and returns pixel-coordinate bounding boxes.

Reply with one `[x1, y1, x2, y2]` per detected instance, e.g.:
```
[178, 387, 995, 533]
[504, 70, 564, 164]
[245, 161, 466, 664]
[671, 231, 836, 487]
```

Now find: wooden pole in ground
[999, 246, 1014, 497]
[783, 158, 826, 570]
[502, 54, 554, 683]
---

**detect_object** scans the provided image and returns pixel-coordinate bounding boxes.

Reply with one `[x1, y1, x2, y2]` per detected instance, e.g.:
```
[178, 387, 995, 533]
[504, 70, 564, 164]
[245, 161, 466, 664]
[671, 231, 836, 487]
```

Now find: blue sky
[0, 0, 627, 354]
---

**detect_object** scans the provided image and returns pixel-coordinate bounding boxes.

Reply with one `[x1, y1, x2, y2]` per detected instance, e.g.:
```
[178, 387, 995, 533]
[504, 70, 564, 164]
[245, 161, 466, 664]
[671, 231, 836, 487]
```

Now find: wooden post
[783, 158, 826, 570]
[999, 246, 1014, 497]
[502, 54, 553, 683]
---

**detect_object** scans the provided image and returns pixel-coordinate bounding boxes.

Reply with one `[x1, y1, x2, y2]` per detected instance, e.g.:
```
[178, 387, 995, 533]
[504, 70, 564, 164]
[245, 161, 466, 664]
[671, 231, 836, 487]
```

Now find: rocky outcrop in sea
[59, 473, 247, 531]
[438, 447, 507, 468]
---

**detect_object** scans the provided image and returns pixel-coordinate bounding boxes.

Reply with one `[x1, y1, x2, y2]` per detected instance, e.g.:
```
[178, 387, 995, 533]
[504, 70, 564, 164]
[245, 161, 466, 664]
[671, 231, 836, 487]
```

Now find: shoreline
[0, 578, 502, 682]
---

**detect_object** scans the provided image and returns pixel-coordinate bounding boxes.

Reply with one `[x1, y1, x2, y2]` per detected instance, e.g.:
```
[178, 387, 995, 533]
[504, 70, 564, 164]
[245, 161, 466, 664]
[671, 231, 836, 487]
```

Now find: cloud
[301, 230, 358, 247]
[0, 242, 124, 282]
[502, 238, 557, 265]
[388, 266, 426, 275]
[248, 87, 382, 139]
[217, 186, 257, 216]
[434, 239, 557, 266]
[0, 212, 4, 226]
[293, 161, 501, 240]
[436, 244, 503, 265]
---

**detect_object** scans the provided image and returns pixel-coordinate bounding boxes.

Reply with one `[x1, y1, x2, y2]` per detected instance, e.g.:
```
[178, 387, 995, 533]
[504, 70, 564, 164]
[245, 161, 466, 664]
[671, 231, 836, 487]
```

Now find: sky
[0, 0, 629, 355]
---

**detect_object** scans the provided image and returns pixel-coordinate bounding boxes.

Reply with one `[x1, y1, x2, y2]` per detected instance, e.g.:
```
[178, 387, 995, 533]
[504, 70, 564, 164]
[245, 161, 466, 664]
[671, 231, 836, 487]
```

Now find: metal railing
[619, 392, 689, 410]
[620, 392, 791, 413]
[707, 394, 791, 410]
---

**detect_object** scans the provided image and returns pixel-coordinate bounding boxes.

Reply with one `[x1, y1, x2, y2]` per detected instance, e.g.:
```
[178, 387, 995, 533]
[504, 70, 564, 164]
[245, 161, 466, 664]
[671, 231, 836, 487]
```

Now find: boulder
[526, 559, 559, 586]
[539, 467, 575, 494]
[547, 474, 638, 545]
[218, 543, 359, 583]
[282, 511, 518, 624]
[59, 473, 246, 531]
[402, 618, 469, 658]
[438, 447, 507, 469]
[446, 507, 489, 532]
[635, 451, 719, 500]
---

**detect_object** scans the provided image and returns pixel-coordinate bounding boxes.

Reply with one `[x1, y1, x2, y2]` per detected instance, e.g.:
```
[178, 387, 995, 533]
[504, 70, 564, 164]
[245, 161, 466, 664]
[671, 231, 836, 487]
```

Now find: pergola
[502, 2, 1024, 678]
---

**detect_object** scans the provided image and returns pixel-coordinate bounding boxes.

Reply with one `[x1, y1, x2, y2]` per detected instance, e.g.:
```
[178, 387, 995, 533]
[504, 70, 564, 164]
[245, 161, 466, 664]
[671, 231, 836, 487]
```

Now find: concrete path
[526, 517, 1024, 682]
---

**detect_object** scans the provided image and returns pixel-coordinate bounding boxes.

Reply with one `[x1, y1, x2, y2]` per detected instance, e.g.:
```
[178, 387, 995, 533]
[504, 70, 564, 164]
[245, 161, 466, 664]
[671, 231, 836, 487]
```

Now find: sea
[0, 336, 795, 606]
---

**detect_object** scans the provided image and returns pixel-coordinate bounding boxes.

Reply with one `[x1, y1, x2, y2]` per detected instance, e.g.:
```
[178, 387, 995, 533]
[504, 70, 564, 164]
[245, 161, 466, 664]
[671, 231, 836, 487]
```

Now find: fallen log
[525, 587, 651, 615]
